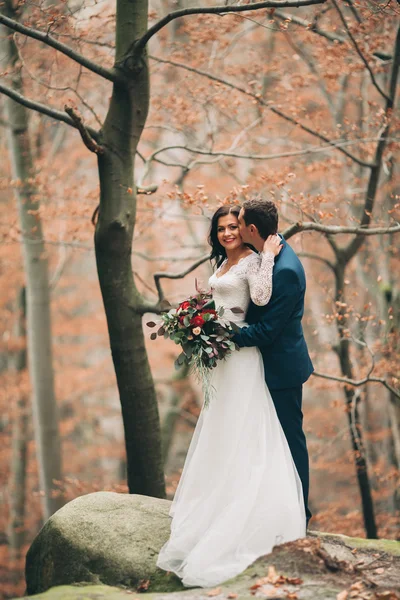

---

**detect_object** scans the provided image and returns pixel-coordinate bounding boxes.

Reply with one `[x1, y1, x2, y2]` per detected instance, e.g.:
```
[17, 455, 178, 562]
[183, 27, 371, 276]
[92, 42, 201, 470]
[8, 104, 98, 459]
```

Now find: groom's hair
[242, 198, 278, 239]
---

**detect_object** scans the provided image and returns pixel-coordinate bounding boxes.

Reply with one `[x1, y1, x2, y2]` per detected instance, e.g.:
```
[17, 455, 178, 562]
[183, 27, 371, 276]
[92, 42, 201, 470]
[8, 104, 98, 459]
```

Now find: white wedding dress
[156, 252, 306, 588]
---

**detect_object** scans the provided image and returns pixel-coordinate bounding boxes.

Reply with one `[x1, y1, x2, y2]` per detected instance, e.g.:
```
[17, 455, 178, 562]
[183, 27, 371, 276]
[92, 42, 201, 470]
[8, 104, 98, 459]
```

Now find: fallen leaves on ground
[249, 565, 303, 596]
[336, 581, 400, 600]
[207, 587, 222, 596]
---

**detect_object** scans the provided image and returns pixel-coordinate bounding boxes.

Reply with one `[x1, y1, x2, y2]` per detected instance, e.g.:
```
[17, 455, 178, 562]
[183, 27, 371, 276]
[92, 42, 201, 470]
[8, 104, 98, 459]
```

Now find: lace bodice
[208, 251, 274, 323]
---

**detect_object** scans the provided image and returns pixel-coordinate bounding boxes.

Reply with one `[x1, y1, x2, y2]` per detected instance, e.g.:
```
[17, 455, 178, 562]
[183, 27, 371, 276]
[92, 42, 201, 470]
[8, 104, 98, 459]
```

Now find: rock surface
[25, 492, 180, 594]
[25, 491, 400, 599]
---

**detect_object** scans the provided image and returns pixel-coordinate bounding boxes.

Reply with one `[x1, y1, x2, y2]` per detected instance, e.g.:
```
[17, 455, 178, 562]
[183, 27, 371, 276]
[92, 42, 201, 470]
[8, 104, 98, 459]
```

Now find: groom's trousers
[269, 386, 311, 524]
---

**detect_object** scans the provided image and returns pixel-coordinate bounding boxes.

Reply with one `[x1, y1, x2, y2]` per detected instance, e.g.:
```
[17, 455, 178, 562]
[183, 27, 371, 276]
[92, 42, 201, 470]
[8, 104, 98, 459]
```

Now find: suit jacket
[234, 236, 314, 390]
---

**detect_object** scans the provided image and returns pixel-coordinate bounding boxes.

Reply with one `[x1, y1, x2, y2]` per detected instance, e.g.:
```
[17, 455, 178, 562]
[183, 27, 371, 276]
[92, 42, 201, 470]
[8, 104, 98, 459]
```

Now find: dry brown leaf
[136, 579, 150, 593]
[253, 577, 271, 587]
[207, 588, 222, 597]
[336, 591, 348, 600]
[374, 567, 385, 575]
[227, 594, 238, 599]
[286, 577, 303, 585]
[375, 592, 400, 600]
[350, 581, 365, 591]
[286, 594, 298, 600]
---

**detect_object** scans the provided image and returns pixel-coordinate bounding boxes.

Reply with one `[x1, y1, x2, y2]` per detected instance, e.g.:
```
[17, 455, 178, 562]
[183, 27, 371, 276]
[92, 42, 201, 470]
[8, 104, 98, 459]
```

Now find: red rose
[190, 315, 205, 328]
[179, 301, 191, 310]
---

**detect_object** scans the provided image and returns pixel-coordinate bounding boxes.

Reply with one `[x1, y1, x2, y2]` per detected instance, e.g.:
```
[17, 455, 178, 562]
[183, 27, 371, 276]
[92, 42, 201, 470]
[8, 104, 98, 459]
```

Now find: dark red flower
[190, 314, 205, 328]
[178, 300, 191, 311]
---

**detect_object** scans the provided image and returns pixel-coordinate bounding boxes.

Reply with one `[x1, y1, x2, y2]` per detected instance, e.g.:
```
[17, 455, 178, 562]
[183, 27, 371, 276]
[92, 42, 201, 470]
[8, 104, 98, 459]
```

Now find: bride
[156, 205, 306, 588]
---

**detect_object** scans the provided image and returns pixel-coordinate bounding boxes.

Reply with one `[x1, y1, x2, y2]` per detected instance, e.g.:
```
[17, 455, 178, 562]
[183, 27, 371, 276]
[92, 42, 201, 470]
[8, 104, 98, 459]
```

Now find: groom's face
[238, 208, 252, 244]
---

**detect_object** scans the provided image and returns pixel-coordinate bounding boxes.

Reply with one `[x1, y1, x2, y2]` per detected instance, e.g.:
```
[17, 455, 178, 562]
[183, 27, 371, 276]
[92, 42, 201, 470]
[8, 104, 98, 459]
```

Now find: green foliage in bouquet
[147, 289, 239, 381]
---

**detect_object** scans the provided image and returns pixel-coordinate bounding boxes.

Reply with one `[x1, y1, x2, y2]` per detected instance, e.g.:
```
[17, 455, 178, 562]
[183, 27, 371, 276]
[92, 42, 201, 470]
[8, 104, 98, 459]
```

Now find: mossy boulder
[25, 492, 181, 595]
[25, 492, 400, 599]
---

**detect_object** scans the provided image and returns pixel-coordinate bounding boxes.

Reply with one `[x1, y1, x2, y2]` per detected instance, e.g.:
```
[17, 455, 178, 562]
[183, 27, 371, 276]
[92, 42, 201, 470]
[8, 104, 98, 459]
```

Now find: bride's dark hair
[208, 205, 241, 268]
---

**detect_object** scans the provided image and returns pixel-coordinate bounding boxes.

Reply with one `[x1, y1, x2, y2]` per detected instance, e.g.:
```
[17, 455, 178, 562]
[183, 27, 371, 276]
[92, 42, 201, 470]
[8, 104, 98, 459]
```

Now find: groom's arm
[233, 269, 301, 348]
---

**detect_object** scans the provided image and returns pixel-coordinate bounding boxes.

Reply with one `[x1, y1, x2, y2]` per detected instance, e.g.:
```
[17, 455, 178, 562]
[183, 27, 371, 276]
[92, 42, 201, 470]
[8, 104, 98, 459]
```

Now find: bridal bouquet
[147, 287, 238, 405]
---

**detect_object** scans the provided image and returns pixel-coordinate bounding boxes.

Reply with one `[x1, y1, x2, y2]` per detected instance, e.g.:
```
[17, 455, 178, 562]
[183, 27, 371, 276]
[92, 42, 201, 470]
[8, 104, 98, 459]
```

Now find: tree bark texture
[1, 8, 63, 520]
[94, 0, 165, 497]
[7, 288, 29, 555]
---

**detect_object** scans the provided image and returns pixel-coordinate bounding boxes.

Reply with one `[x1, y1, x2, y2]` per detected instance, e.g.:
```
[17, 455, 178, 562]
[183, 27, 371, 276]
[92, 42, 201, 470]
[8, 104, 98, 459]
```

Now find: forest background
[0, 0, 399, 597]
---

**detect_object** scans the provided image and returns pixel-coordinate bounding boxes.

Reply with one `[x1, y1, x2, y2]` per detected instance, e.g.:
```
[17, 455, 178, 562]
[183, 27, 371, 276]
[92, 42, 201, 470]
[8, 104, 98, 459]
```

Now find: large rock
[25, 492, 181, 595]
[25, 492, 400, 599]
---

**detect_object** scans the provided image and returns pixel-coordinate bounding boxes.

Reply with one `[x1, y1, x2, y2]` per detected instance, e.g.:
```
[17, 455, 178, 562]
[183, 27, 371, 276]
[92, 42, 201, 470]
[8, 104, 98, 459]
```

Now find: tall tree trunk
[334, 264, 378, 538]
[1, 7, 63, 519]
[94, 0, 165, 497]
[7, 288, 29, 555]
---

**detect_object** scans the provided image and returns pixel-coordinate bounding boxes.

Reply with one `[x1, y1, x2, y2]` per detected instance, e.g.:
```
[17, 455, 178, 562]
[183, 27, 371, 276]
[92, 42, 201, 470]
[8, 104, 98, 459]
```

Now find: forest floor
[13, 531, 400, 600]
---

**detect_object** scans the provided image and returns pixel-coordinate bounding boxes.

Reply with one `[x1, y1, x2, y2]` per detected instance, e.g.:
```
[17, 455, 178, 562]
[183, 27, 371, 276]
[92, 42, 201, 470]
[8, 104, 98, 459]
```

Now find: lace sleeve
[246, 251, 274, 306]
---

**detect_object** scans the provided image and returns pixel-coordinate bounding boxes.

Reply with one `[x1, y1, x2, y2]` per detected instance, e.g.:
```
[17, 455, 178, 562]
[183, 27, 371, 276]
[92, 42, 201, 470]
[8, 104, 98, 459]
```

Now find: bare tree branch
[273, 10, 392, 61]
[0, 81, 100, 140]
[0, 12, 122, 83]
[153, 254, 210, 302]
[344, 0, 362, 24]
[312, 371, 400, 405]
[135, 0, 328, 53]
[142, 137, 398, 164]
[136, 253, 211, 314]
[64, 106, 105, 154]
[297, 251, 336, 272]
[342, 23, 400, 262]
[331, 0, 391, 103]
[283, 221, 400, 239]
[150, 55, 373, 168]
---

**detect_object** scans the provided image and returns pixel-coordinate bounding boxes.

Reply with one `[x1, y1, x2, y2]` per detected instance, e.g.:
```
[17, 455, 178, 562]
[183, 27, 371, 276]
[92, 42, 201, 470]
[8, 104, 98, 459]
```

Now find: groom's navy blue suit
[233, 236, 314, 523]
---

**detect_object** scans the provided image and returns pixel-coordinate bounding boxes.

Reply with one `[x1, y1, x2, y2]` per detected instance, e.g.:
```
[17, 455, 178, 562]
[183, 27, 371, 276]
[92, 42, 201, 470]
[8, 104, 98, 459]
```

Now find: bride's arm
[234, 268, 302, 348]
[247, 251, 275, 306]
[247, 235, 282, 306]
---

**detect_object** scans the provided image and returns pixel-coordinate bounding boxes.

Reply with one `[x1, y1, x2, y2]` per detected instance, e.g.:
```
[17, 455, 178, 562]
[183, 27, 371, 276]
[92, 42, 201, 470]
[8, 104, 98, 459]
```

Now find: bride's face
[217, 214, 243, 252]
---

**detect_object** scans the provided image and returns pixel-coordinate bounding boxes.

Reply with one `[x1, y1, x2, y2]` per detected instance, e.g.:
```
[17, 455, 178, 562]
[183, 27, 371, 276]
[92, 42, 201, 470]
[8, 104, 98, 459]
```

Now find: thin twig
[312, 371, 400, 404]
[331, 0, 391, 103]
[297, 251, 336, 272]
[0, 12, 121, 83]
[141, 137, 398, 164]
[0, 81, 101, 140]
[135, 0, 328, 53]
[153, 254, 210, 301]
[283, 221, 400, 240]
[150, 55, 373, 168]
[273, 10, 392, 61]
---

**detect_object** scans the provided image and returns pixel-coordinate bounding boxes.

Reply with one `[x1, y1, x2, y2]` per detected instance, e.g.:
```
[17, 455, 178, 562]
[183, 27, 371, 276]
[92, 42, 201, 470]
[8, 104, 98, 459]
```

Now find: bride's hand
[263, 234, 282, 257]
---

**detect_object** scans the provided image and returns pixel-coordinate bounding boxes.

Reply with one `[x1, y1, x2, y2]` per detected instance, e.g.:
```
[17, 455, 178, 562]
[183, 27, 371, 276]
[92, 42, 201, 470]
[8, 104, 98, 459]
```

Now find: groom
[236, 198, 314, 525]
